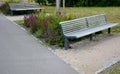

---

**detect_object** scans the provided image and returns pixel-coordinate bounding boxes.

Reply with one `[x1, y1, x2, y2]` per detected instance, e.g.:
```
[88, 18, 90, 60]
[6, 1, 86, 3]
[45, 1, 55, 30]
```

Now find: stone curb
[95, 56, 120, 74]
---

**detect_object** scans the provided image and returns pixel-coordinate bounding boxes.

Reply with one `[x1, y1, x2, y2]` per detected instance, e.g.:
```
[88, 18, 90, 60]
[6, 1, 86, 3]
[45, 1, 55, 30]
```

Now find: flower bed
[23, 13, 74, 47]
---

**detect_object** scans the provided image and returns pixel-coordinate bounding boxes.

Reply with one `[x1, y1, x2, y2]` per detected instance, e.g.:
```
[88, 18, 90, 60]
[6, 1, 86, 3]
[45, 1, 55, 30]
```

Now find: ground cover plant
[0, 2, 10, 14]
[23, 12, 74, 47]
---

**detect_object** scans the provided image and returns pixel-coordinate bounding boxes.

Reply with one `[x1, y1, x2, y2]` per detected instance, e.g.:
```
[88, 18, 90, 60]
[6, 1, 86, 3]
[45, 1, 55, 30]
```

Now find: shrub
[45, 36, 64, 47]
[0, 2, 10, 14]
[37, 12, 52, 37]
[23, 12, 75, 47]
[24, 14, 38, 33]
[35, 29, 43, 38]
[37, 13, 65, 46]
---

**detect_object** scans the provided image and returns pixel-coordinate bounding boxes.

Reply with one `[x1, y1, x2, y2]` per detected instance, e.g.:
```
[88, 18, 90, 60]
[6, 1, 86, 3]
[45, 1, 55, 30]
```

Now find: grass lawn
[99, 61, 120, 74]
[43, 6, 120, 32]
[43, 6, 120, 21]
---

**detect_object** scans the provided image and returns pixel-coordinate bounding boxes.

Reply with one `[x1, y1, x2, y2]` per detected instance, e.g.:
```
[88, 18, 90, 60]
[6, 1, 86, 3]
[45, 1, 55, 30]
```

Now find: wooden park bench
[60, 14, 118, 50]
[9, 3, 44, 15]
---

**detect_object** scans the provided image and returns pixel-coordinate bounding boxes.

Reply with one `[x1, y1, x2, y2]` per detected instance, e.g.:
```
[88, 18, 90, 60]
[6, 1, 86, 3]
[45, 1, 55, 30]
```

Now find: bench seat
[9, 3, 44, 15]
[10, 8, 42, 11]
[65, 23, 118, 38]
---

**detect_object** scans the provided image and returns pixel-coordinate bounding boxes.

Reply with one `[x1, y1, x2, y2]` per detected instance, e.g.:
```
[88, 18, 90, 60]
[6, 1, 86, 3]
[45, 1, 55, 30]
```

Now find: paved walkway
[0, 14, 79, 74]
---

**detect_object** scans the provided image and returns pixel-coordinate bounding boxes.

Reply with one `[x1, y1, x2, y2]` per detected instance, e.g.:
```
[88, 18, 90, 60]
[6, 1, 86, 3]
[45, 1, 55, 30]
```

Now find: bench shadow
[69, 32, 117, 50]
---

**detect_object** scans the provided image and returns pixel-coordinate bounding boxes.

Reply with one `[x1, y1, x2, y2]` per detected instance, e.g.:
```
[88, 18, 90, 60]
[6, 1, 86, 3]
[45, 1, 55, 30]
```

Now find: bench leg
[108, 28, 111, 34]
[64, 37, 69, 50]
[90, 34, 93, 41]
[11, 11, 13, 15]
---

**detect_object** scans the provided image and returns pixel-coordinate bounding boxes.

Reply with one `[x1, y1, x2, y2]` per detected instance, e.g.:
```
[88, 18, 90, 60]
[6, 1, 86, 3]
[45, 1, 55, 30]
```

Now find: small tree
[56, 0, 61, 16]
[62, 0, 65, 15]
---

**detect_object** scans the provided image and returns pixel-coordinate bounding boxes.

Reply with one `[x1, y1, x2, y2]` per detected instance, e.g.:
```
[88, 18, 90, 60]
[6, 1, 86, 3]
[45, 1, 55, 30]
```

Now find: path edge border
[95, 56, 120, 74]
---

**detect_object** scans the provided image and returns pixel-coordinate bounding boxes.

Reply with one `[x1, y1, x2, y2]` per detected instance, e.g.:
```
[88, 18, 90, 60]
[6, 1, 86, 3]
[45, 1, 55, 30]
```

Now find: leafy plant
[15, 20, 24, 26]
[35, 29, 43, 38]
[36, 13, 65, 46]
[38, 13, 53, 37]
[23, 12, 75, 47]
[0, 2, 10, 14]
[24, 14, 38, 33]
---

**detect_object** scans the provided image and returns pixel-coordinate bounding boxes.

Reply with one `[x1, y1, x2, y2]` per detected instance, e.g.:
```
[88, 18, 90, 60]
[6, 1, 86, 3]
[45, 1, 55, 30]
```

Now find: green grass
[43, 6, 120, 32]
[15, 20, 24, 26]
[43, 6, 120, 22]
[99, 61, 120, 74]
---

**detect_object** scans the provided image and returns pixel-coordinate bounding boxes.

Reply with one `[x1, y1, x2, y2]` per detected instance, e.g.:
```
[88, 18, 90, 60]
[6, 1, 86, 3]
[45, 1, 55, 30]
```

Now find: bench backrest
[60, 18, 88, 35]
[60, 14, 108, 35]
[86, 14, 108, 28]
[25, 3, 40, 7]
[9, 3, 25, 10]
[9, 3, 40, 10]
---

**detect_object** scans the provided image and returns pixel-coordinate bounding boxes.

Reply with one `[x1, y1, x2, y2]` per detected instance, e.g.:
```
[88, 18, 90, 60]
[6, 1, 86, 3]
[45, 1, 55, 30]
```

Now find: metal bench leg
[90, 34, 93, 41]
[108, 28, 111, 34]
[11, 11, 13, 15]
[64, 37, 69, 50]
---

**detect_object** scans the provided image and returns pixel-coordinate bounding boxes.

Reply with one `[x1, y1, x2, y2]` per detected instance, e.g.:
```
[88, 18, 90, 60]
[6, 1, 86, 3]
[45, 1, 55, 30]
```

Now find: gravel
[52, 33, 120, 74]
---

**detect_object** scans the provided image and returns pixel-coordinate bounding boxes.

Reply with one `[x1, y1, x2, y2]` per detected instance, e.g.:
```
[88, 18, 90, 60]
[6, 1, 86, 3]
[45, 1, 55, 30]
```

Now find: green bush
[24, 14, 38, 33]
[23, 13, 75, 47]
[37, 13, 64, 46]
[0, 2, 10, 14]
[35, 29, 43, 38]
